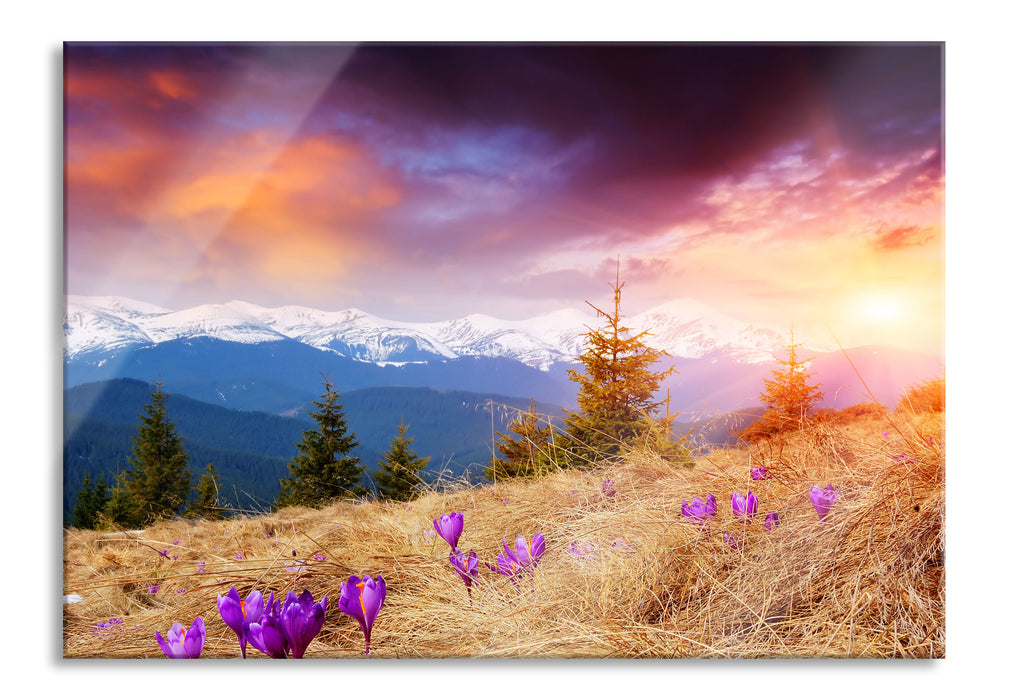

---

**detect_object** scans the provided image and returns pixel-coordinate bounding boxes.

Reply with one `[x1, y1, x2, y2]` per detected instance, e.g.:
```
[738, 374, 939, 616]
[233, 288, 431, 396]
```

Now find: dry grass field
[62, 407, 944, 660]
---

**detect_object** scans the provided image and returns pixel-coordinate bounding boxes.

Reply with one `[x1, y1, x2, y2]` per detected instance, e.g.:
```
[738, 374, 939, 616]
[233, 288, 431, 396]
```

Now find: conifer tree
[738, 328, 824, 442]
[124, 380, 192, 524]
[103, 468, 141, 529]
[374, 420, 430, 501]
[486, 398, 557, 479]
[560, 264, 677, 464]
[275, 375, 364, 509]
[71, 472, 110, 530]
[187, 463, 225, 520]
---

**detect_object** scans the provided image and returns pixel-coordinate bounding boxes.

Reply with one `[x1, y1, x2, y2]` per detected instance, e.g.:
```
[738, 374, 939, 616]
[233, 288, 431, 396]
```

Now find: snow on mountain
[139, 303, 290, 345]
[627, 299, 789, 363]
[64, 295, 793, 368]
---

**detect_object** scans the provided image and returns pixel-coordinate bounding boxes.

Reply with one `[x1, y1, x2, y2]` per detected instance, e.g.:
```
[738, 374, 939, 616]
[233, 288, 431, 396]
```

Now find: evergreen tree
[71, 472, 110, 530]
[560, 264, 677, 464]
[486, 398, 558, 479]
[103, 468, 141, 529]
[275, 376, 364, 509]
[374, 420, 430, 501]
[738, 328, 824, 442]
[124, 381, 192, 524]
[187, 463, 225, 520]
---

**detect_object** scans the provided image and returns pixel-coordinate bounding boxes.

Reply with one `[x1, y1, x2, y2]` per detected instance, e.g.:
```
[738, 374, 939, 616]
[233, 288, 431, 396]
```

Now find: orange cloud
[148, 70, 199, 100]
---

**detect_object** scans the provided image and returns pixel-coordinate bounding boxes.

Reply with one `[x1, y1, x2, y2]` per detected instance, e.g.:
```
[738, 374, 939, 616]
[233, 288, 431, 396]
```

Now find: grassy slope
[62, 409, 944, 659]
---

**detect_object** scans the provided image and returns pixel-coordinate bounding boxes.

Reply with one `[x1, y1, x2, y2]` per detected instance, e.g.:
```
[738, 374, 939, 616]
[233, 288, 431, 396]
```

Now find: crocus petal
[182, 617, 206, 658]
[338, 577, 367, 628]
[217, 587, 244, 634]
[528, 533, 546, 563]
[155, 629, 174, 658]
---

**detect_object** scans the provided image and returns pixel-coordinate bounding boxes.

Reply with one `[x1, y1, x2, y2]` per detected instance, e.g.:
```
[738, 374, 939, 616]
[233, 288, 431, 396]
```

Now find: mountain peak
[64, 295, 793, 367]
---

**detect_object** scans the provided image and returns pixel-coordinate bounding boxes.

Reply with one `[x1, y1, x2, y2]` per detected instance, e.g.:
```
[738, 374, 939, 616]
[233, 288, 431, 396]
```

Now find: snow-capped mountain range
[64, 295, 796, 370]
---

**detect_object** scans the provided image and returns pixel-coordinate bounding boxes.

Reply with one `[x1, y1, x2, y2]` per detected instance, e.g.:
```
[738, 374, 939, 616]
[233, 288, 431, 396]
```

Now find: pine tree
[486, 398, 558, 479]
[738, 328, 824, 442]
[187, 463, 225, 520]
[275, 375, 364, 509]
[124, 380, 192, 524]
[560, 264, 678, 464]
[71, 472, 110, 530]
[374, 420, 430, 501]
[103, 468, 141, 529]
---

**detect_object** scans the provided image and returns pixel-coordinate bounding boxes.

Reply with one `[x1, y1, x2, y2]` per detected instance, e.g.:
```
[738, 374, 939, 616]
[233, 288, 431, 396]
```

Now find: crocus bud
[809, 485, 837, 520]
[433, 513, 464, 550]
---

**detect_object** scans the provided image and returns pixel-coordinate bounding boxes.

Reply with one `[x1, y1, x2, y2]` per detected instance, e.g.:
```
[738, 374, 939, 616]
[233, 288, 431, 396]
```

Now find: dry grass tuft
[63, 411, 943, 658]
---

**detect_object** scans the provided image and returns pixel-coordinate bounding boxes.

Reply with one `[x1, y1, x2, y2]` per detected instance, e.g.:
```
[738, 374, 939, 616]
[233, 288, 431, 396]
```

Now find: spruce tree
[71, 473, 110, 530]
[125, 380, 192, 524]
[560, 265, 677, 464]
[187, 463, 225, 520]
[103, 468, 141, 529]
[487, 398, 557, 479]
[275, 375, 364, 509]
[374, 420, 430, 501]
[738, 328, 824, 442]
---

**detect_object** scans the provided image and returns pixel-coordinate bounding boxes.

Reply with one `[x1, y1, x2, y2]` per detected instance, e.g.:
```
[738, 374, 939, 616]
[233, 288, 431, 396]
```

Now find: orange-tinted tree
[738, 329, 823, 442]
[559, 266, 679, 464]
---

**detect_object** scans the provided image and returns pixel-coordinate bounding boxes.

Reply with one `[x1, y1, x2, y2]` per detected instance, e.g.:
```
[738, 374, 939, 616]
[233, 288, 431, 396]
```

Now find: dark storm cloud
[329, 43, 942, 186]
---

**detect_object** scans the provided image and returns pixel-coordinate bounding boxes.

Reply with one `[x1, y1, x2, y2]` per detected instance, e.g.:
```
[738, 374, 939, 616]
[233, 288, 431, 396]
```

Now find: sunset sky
[64, 42, 944, 356]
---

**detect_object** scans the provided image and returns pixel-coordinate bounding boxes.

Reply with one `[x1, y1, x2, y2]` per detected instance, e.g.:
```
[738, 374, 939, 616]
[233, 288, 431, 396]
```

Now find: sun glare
[856, 294, 905, 323]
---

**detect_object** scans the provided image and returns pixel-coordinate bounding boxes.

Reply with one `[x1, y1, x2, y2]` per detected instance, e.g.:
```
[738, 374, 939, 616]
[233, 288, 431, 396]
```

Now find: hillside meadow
[62, 405, 944, 660]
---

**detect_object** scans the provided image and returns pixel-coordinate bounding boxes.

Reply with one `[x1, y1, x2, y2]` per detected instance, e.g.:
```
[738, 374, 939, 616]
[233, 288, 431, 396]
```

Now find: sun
[859, 295, 904, 323]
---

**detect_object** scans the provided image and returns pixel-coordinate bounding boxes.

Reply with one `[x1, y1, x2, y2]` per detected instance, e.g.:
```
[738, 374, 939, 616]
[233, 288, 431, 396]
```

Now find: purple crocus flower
[601, 479, 616, 498]
[722, 532, 739, 550]
[433, 512, 464, 550]
[155, 616, 205, 658]
[764, 512, 780, 530]
[217, 586, 265, 658]
[339, 575, 387, 656]
[731, 491, 759, 521]
[568, 541, 598, 560]
[681, 494, 717, 525]
[147, 584, 159, 595]
[809, 485, 837, 521]
[508, 534, 546, 571]
[449, 549, 479, 601]
[488, 534, 545, 591]
[750, 467, 769, 480]
[247, 593, 288, 661]
[280, 590, 328, 659]
[248, 592, 290, 658]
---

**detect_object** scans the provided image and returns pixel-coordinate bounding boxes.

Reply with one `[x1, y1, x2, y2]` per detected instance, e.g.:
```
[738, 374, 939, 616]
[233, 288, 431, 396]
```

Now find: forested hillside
[63, 379, 569, 522]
